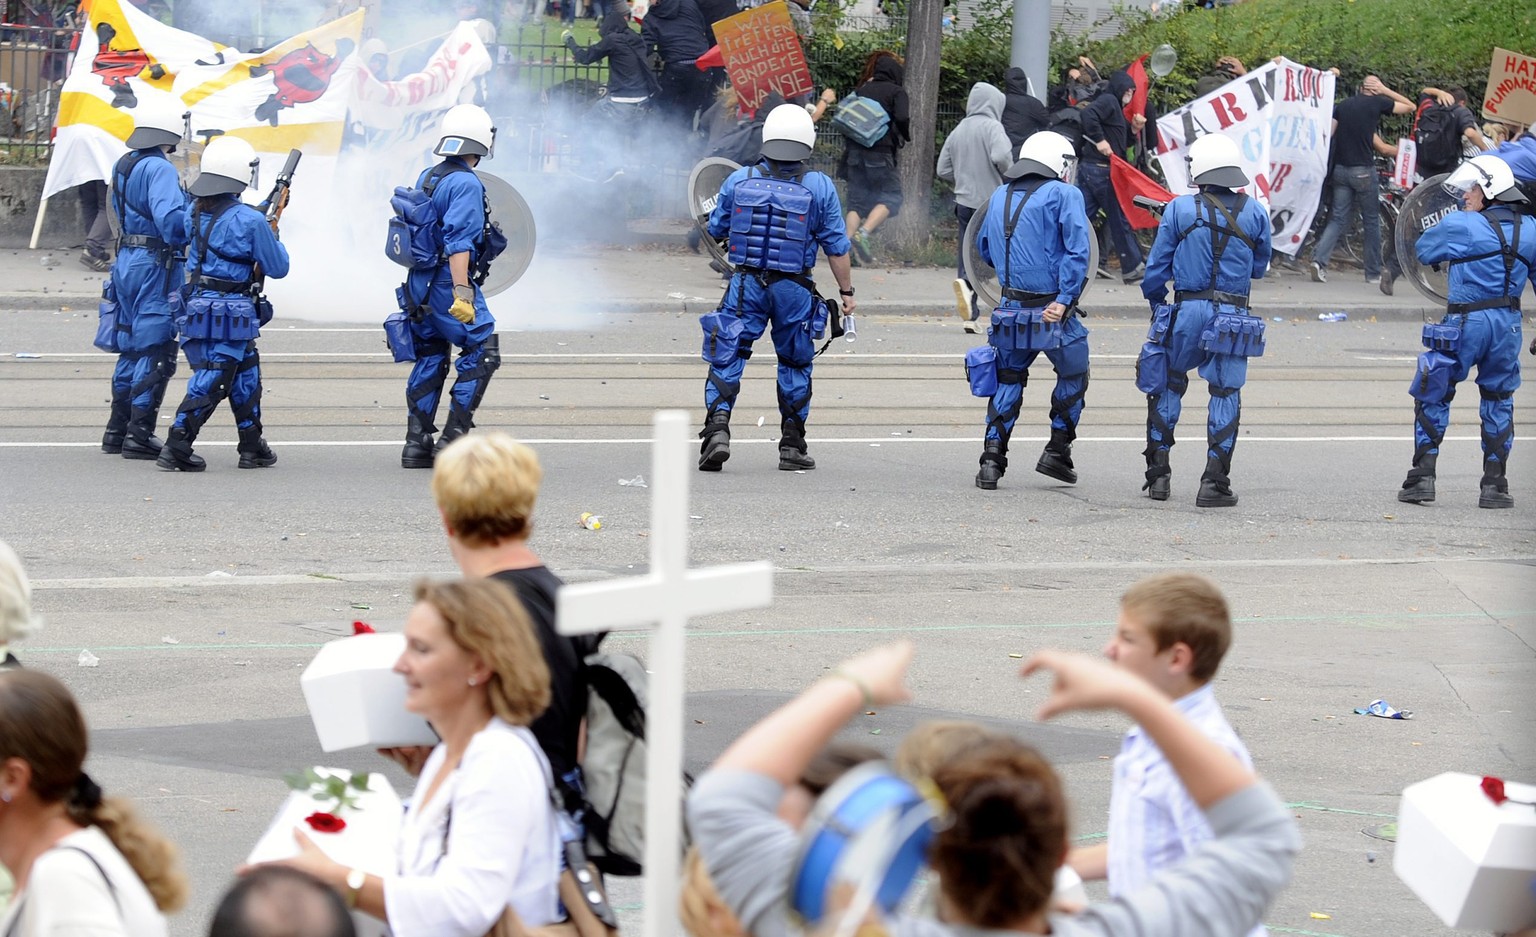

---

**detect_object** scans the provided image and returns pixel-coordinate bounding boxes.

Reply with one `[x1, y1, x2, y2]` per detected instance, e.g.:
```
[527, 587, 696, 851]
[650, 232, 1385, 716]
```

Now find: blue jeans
[1313, 164, 1381, 278]
[1077, 161, 1142, 272]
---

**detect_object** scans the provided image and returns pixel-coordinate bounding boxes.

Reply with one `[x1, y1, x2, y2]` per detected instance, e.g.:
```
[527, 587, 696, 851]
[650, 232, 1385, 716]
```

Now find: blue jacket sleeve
[1245, 201, 1271, 279]
[1141, 200, 1180, 301]
[813, 174, 851, 257]
[1415, 213, 1472, 265]
[248, 209, 290, 279]
[438, 174, 486, 257]
[144, 160, 189, 248]
[1056, 183, 1092, 304]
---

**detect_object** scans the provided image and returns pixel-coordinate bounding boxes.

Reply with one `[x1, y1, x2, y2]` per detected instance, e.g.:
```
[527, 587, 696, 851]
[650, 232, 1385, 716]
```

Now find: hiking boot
[1143, 449, 1170, 501]
[1479, 458, 1513, 509]
[401, 415, 435, 469]
[1195, 457, 1238, 508]
[698, 411, 731, 472]
[975, 441, 1006, 490]
[1035, 442, 1077, 484]
[1309, 261, 1327, 283]
[155, 426, 205, 472]
[1398, 454, 1435, 504]
[237, 428, 277, 469]
[778, 446, 816, 471]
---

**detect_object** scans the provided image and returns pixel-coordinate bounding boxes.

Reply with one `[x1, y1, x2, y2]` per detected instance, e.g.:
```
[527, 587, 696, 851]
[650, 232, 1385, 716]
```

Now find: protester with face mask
[1078, 70, 1144, 283]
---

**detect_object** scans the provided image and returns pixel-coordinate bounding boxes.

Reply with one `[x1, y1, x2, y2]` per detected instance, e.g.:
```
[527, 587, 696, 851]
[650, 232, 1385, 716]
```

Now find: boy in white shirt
[1068, 572, 1264, 936]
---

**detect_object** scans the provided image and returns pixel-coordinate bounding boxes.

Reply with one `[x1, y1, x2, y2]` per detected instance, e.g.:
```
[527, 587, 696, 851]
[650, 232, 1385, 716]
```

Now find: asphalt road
[1, 305, 1532, 937]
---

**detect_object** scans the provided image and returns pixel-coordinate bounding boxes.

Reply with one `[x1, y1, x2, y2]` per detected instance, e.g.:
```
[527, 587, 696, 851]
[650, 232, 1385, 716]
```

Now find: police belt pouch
[382, 311, 417, 363]
[1135, 342, 1169, 395]
[1410, 350, 1456, 403]
[990, 305, 1063, 352]
[1199, 312, 1266, 358]
[700, 309, 743, 368]
[181, 295, 260, 342]
[1147, 302, 1175, 345]
[965, 345, 999, 398]
[94, 281, 126, 353]
[1421, 322, 1461, 353]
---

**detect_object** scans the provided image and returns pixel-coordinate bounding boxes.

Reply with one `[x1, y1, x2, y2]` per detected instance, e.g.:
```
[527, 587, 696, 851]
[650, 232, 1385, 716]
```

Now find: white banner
[1154, 58, 1336, 256]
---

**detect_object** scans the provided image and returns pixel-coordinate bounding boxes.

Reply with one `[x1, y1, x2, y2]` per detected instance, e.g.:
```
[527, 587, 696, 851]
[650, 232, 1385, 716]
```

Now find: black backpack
[1048, 106, 1085, 156]
[1415, 103, 1462, 175]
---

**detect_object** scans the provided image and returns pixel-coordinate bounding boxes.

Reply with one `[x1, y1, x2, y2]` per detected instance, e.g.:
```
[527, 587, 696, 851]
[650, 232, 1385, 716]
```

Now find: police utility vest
[727, 166, 814, 275]
[386, 162, 507, 284]
[182, 200, 266, 343]
[111, 148, 173, 256]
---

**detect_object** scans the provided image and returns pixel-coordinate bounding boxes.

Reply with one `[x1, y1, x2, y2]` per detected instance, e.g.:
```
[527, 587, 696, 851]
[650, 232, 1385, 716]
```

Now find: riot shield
[1393, 173, 1454, 305]
[477, 171, 537, 297]
[962, 200, 1100, 310]
[687, 157, 740, 269]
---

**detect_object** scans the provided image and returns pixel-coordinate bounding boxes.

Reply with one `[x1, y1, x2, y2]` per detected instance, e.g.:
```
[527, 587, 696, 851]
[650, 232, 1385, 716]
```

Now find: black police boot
[1143, 449, 1171, 501]
[975, 441, 1007, 490]
[778, 419, 815, 471]
[121, 407, 165, 460]
[1035, 431, 1078, 484]
[237, 427, 277, 469]
[1479, 458, 1514, 509]
[698, 411, 732, 472]
[401, 414, 436, 470]
[1195, 455, 1238, 508]
[434, 411, 473, 456]
[101, 394, 129, 454]
[1398, 453, 1436, 504]
[156, 426, 206, 472]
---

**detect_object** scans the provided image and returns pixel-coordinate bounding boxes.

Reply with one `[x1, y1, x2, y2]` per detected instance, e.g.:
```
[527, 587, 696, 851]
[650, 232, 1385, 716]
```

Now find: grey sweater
[687, 769, 1301, 937]
[936, 83, 1016, 210]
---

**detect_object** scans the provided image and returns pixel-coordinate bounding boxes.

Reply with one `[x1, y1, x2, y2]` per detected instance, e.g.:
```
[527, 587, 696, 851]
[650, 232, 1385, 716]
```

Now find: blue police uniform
[1137, 188, 1271, 505]
[157, 195, 289, 471]
[973, 175, 1093, 487]
[399, 157, 501, 467]
[101, 148, 188, 459]
[1401, 204, 1532, 507]
[699, 159, 850, 470]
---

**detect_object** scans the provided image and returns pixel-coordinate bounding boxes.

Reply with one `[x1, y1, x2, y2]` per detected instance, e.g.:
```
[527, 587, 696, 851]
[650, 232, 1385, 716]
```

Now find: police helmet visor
[1441, 161, 1491, 200]
[760, 137, 813, 161]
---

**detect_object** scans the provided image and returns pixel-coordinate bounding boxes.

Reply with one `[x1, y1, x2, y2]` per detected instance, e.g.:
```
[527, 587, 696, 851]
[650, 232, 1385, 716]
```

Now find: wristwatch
[840, 287, 855, 296]
[344, 868, 367, 908]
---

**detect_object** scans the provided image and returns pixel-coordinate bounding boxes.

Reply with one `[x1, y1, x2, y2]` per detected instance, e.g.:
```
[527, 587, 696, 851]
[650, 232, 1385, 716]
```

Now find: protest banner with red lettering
[712, 0, 813, 113]
[1482, 48, 1536, 127]
[1154, 57, 1335, 256]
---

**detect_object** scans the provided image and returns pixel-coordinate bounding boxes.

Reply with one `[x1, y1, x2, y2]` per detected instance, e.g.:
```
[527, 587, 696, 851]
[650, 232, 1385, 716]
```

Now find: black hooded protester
[566, 12, 660, 108]
[840, 52, 911, 263]
[1001, 66, 1049, 151]
[642, 0, 713, 132]
[1077, 69, 1145, 281]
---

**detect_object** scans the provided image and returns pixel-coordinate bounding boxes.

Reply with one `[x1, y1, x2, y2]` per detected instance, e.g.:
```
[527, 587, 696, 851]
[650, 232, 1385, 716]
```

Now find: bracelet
[829, 669, 873, 707]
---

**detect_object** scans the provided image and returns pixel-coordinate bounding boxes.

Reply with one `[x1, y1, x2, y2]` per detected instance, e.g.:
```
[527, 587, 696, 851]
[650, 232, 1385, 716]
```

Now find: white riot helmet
[435, 103, 496, 159]
[1443, 154, 1528, 204]
[1005, 130, 1077, 181]
[761, 103, 816, 161]
[126, 93, 187, 150]
[189, 136, 259, 197]
[1186, 134, 1248, 188]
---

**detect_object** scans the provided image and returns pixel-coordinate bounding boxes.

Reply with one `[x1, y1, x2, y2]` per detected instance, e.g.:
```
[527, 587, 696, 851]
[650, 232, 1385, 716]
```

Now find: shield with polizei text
[1394, 173, 1455, 305]
[476, 171, 537, 297]
[688, 157, 741, 271]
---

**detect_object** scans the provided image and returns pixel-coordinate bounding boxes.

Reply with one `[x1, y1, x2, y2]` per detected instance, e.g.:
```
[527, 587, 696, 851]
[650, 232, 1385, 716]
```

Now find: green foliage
[284, 768, 373, 814]
[1067, 0, 1536, 114]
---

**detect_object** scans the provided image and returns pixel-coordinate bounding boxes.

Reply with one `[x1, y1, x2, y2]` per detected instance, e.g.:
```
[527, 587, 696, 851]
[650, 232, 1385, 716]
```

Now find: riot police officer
[697, 104, 856, 472]
[1137, 134, 1272, 507]
[99, 96, 189, 461]
[970, 131, 1093, 491]
[396, 104, 503, 470]
[157, 137, 288, 472]
[1398, 154, 1532, 509]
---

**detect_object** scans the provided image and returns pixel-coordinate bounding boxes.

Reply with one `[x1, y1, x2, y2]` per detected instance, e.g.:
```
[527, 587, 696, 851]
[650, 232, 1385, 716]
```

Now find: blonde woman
[0, 670, 187, 936]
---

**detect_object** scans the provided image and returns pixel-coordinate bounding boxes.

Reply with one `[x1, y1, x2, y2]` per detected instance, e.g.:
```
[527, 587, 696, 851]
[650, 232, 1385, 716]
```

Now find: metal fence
[0, 21, 72, 163]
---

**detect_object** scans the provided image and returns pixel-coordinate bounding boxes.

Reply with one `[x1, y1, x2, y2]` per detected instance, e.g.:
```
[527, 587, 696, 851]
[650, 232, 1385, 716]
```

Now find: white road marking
[0, 435, 1515, 448]
[2, 351, 1144, 360]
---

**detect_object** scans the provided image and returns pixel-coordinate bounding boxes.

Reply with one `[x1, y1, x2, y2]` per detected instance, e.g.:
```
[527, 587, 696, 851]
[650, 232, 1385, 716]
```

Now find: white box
[1394, 771, 1536, 931]
[301, 633, 438, 752]
[248, 768, 403, 937]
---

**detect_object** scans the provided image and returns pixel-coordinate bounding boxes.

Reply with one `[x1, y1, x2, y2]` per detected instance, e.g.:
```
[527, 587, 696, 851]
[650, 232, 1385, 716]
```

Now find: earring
[1, 791, 10, 803]
[467, 677, 477, 687]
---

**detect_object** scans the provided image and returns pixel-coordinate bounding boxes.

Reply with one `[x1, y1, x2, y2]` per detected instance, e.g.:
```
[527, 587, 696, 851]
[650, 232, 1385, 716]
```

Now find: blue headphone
[789, 762, 941, 927]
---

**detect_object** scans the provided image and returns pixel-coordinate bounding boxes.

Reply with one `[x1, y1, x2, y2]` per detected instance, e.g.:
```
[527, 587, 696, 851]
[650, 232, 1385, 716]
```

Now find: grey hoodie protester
[936, 82, 1015, 209]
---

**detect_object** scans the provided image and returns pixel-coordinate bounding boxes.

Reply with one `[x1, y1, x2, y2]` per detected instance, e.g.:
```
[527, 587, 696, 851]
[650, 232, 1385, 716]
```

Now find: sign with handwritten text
[713, 1, 814, 113]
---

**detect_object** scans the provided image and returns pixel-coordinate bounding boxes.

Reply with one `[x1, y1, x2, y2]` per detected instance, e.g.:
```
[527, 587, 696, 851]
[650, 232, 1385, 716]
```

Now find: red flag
[1109, 153, 1174, 230]
[695, 44, 724, 71]
[1123, 54, 1149, 123]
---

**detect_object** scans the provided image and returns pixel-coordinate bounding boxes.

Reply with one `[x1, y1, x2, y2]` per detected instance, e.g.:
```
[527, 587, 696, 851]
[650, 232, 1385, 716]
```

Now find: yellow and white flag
[43, 0, 362, 199]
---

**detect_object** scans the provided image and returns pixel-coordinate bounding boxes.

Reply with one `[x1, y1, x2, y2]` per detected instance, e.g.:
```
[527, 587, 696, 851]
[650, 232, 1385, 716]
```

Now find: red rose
[305, 811, 347, 833]
[352, 621, 376, 635]
[1481, 776, 1508, 806]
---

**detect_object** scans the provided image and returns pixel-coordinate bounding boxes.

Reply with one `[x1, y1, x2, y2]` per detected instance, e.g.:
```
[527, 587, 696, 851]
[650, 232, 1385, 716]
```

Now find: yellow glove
[449, 297, 476, 324]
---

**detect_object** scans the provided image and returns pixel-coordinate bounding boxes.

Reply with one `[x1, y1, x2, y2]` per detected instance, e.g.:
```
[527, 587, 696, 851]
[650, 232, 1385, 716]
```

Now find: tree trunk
[890, 0, 943, 251]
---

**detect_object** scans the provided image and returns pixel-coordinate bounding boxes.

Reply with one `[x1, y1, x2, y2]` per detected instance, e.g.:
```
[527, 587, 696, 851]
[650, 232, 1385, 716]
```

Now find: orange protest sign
[712, 1, 814, 113]
[1482, 47, 1536, 126]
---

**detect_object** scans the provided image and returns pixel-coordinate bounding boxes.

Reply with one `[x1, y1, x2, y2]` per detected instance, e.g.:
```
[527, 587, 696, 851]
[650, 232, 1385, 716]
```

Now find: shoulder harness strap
[191, 199, 246, 286]
[1000, 177, 1045, 295]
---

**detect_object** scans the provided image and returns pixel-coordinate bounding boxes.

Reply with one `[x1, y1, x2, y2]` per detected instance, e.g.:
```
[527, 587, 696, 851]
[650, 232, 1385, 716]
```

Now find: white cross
[557, 410, 774, 937]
